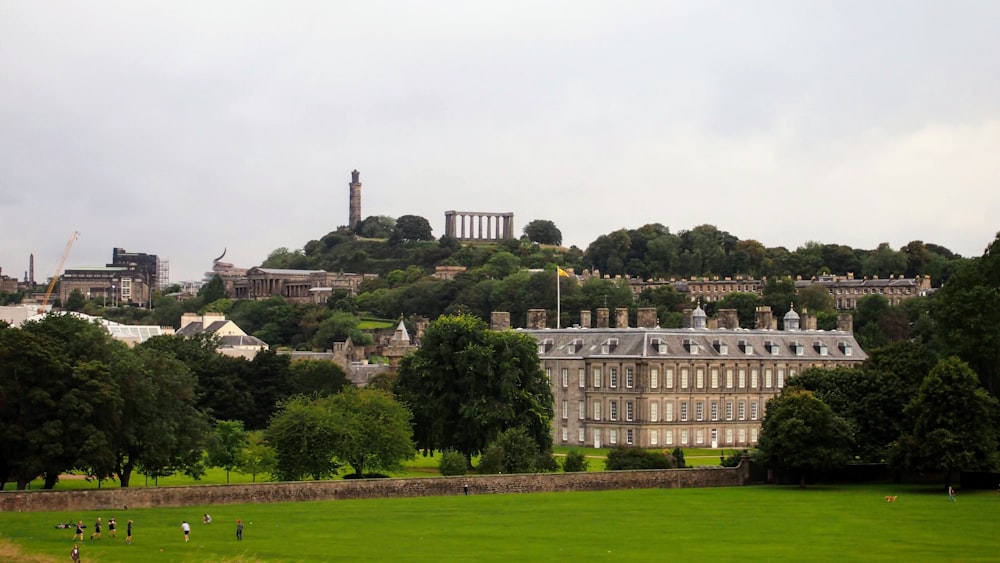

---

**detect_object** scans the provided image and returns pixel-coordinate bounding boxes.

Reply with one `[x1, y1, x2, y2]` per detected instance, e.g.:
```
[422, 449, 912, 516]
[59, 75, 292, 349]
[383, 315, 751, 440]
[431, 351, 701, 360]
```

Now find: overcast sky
[2, 1, 998, 284]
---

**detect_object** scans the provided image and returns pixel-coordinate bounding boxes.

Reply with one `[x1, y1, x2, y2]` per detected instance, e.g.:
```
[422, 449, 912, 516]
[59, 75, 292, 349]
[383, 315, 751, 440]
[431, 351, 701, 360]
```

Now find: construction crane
[40, 231, 80, 311]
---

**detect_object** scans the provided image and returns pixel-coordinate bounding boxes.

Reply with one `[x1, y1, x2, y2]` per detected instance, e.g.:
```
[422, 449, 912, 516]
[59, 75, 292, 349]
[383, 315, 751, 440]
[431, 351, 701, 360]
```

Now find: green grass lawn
[1, 484, 996, 562]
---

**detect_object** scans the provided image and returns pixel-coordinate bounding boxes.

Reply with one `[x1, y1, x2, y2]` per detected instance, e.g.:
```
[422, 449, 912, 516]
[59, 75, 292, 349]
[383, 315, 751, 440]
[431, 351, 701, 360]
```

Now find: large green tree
[889, 357, 998, 486]
[523, 219, 562, 246]
[756, 389, 854, 486]
[932, 233, 1000, 394]
[207, 420, 248, 484]
[392, 214, 434, 242]
[395, 315, 554, 463]
[328, 387, 415, 477]
[267, 395, 341, 481]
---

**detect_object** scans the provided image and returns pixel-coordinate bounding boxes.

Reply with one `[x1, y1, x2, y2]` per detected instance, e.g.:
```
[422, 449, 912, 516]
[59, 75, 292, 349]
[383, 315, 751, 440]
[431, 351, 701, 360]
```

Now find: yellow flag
[557, 267, 570, 278]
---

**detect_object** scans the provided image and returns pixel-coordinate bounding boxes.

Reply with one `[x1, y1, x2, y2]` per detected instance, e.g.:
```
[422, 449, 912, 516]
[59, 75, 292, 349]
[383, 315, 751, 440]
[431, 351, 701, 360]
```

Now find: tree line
[756, 234, 1000, 485]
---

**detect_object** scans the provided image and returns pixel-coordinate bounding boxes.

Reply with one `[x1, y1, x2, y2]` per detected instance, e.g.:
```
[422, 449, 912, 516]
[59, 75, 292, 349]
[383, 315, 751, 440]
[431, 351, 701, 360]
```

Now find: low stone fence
[0, 462, 750, 513]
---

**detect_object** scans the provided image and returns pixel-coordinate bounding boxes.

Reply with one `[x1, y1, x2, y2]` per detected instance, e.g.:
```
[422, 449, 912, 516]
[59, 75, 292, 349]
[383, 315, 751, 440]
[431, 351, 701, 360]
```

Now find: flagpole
[556, 267, 561, 329]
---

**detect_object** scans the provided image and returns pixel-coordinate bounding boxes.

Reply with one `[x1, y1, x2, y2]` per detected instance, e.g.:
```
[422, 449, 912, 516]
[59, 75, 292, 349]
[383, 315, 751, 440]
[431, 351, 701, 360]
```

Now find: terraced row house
[517, 304, 866, 450]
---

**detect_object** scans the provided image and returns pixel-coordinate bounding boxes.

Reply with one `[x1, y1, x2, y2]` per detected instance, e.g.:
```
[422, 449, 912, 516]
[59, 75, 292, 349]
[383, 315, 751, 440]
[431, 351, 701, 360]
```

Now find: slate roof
[525, 327, 865, 362]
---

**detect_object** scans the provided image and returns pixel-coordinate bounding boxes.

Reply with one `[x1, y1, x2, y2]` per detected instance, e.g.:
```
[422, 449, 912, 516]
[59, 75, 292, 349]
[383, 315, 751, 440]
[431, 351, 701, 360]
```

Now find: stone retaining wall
[0, 462, 750, 513]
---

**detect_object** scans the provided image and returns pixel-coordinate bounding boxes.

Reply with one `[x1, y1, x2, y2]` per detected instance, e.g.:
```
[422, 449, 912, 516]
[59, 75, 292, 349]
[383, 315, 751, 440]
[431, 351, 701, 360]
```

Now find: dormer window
[567, 339, 582, 355]
[764, 340, 779, 355]
[539, 338, 554, 354]
[739, 339, 753, 355]
[714, 340, 728, 355]
[601, 338, 618, 355]
[840, 342, 853, 356]
[791, 341, 804, 356]
[684, 338, 699, 355]
[651, 338, 668, 354]
[815, 341, 828, 356]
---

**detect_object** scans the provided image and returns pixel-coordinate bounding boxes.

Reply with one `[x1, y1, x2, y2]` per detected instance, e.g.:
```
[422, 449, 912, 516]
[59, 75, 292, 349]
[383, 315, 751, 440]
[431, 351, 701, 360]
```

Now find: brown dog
[885, 495, 898, 502]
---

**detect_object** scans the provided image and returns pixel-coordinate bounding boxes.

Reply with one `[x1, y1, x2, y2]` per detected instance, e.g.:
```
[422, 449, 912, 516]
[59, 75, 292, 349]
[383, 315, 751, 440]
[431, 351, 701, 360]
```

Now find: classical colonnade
[444, 211, 515, 241]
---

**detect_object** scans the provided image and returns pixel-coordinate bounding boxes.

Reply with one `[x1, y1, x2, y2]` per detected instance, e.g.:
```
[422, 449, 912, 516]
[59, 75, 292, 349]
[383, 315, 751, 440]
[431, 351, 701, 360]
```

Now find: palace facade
[517, 304, 866, 450]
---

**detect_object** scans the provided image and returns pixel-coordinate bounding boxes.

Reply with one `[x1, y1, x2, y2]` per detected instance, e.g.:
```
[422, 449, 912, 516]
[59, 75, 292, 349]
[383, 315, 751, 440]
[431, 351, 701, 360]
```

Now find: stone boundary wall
[0, 463, 750, 513]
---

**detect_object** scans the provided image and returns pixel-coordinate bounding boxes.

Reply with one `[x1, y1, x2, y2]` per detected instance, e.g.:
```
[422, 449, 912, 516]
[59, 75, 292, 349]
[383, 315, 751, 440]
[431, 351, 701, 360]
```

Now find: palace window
[626, 367, 634, 388]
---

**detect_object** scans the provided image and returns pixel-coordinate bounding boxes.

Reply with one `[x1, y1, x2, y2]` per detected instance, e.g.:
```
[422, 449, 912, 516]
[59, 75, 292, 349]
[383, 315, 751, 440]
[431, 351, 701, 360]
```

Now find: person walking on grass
[73, 521, 84, 542]
[236, 519, 244, 541]
[70, 544, 80, 562]
[108, 518, 116, 539]
[181, 520, 191, 542]
[89, 518, 101, 541]
[948, 486, 957, 502]
[125, 520, 133, 544]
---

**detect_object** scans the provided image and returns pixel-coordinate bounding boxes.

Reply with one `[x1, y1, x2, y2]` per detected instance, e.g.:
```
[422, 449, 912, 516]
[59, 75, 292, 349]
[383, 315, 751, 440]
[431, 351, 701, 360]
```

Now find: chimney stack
[580, 310, 592, 328]
[615, 308, 629, 328]
[637, 307, 658, 328]
[527, 309, 547, 329]
[718, 308, 739, 330]
[596, 307, 610, 328]
[755, 306, 774, 330]
[837, 313, 854, 333]
[491, 311, 511, 331]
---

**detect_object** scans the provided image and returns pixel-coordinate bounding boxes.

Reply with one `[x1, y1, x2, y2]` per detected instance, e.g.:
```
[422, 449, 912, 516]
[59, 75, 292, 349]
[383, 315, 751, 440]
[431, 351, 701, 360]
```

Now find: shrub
[672, 447, 686, 468]
[476, 427, 543, 474]
[605, 446, 675, 470]
[562, 450, 589, 472]
[439, 450, 468, 476]
[534, 452, 559, 473]
[720, 449, 749, 467]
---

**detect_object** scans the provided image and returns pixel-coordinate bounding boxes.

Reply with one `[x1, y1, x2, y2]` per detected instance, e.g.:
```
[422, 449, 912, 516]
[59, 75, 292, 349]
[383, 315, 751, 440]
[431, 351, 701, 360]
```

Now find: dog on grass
[885, 495, 898, 502]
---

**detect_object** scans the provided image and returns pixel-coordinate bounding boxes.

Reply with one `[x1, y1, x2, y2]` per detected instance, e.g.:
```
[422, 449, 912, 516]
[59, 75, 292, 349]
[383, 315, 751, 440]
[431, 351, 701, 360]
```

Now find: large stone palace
[516, 304, 866, 450]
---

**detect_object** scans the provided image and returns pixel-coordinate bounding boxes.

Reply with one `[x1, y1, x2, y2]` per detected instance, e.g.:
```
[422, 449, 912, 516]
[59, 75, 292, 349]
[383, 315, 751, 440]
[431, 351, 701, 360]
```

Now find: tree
[889, 357, 998, 486]
[236, 430, 276, 483]
[392, 215, 434, 242]
[207, 420, 248, 484]
[267, 395, 341, 481]
[438, 450, 467, 476]
[356, 215, 396, 238]
[714, 292, 763, 328]
[795, 284, 835, 314]
[111, 345, 211, 486]
[198, 275, 228, 303]
[328, 387, 415, 477]
[476, 426, 546, 474]
[756, 389, 853, 486]
[288, 359, 350, 397]
[562, 450, 589, 472]
[523, 219, 562, 246]
[395, 315, 554, 464]
[932, 234, 1000, 394]
[64, 289, 87, 311]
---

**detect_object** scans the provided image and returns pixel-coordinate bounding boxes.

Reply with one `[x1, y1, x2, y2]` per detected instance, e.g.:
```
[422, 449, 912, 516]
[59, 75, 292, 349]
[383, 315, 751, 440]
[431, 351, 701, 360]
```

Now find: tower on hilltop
[349, 170, 362, 231]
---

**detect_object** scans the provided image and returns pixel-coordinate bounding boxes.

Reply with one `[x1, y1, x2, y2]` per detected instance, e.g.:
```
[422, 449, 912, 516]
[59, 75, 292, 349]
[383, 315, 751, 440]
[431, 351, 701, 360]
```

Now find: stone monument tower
[349, 170, 362, 230]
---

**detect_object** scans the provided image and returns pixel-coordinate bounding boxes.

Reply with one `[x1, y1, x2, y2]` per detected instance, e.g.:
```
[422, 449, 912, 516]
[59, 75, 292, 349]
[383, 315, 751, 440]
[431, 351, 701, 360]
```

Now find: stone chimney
[596, 307, 610, 328]
[580, 310, 592, 328]
[837, 313, 854, 333]
[615, 308, 629, 328]
[491, 311, 511, 331]
[755, 306, 774, 330]
[682, 308, 693, 328]
[707, 318, 719, 329]
[802, 311, 817, 331]
[718, 308, 739, 330]
[527, 309, 547, 329]
[637, 307, 658, 328]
